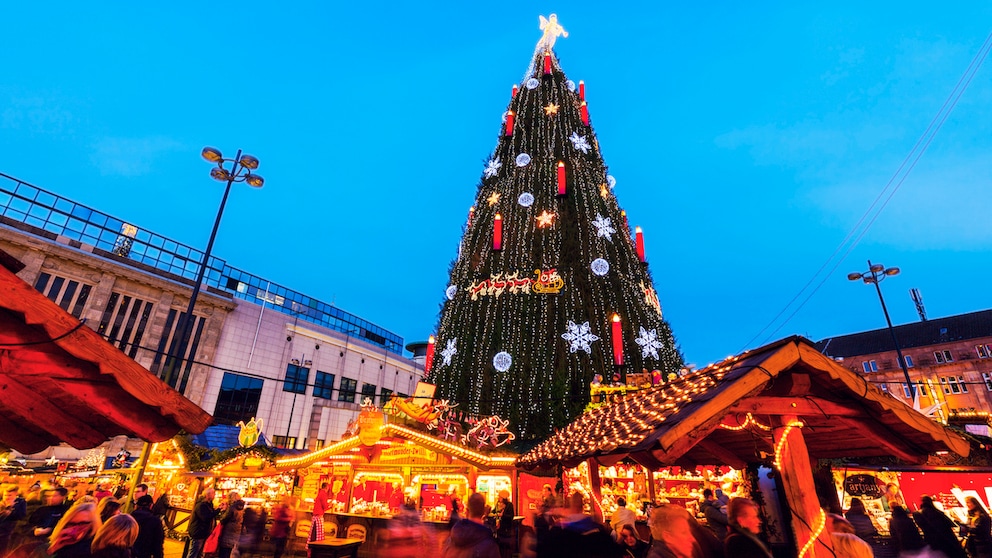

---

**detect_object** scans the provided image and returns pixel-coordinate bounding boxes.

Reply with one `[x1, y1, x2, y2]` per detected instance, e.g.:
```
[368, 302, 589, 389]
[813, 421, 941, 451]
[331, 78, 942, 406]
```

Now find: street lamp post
[162, 147, 264, 388]
[848, 260, 915, 400]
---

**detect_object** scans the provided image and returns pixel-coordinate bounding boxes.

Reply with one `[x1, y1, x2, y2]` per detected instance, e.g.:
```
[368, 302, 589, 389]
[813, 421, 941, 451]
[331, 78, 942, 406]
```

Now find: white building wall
[208, 298, 424, 450]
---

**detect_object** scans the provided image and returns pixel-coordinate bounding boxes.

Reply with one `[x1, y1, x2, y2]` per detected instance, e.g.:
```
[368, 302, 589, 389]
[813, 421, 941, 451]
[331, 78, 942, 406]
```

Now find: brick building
[815, 310, 992, 430]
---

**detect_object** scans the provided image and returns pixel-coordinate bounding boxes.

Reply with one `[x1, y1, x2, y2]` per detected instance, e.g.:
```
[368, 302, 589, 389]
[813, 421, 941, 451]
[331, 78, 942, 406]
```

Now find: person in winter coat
[889, 505, 926, 556]
[130, 496, 165, 558]
[442, 493, 500, 558]
[90, 514, 138, 558]
[217, 500, 245, 558]
[844, 498, 879, 543]
[48, 502, 102, 558]
[724, 498, 772, 558]
[0, 484, 27, 554]
[539, 492, 622, 558]
[699, 489, 728, 542]
[913, 496, 967, 558]
[963, 496, 992, 558]
[186, 488, 221, 558]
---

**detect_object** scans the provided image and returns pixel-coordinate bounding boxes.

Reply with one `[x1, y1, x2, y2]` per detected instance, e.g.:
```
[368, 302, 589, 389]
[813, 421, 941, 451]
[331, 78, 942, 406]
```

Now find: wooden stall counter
[308, 538, 363, 558]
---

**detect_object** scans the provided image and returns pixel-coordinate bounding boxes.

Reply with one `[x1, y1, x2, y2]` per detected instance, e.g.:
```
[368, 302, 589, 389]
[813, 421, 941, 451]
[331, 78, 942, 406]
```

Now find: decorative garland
[174, 433, 279, 472]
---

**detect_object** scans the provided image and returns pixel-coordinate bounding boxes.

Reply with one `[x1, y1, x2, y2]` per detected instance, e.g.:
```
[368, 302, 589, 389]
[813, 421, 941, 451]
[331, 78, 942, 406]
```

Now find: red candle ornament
[425, 335, 436, 372]
[505, 111, 515, 136]
[579, 80, 585, 100]
[512, 84, 518, 98]
[544, 53, 552, 74]
[611, 314, 624, 366]
[557, 161, 566, 196]
[580, 102, 589, 126]
[493, 214, 503, 251]
[621, 210, 629, 232]
[467, 206, 475, 226]
[635, 226, 645, 262]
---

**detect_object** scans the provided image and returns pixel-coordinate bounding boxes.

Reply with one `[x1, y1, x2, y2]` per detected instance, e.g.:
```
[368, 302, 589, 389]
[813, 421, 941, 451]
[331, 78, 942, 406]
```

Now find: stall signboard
[843, 474, 885, 498]
[358, 410, 384, 446]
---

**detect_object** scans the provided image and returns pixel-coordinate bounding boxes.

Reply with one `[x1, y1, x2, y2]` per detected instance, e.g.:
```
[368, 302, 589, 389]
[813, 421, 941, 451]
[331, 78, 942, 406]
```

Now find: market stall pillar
[772, 416, 833, 557]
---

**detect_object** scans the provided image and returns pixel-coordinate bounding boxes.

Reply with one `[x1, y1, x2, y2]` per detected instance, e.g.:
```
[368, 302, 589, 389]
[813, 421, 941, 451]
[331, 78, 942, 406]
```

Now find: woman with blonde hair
[91, 514, 138, 558]
[49, 502, 102, 558]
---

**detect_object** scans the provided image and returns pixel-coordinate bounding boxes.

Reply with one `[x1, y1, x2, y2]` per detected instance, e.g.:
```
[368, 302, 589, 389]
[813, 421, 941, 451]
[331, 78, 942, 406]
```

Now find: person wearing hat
[131, 495, 165, 558]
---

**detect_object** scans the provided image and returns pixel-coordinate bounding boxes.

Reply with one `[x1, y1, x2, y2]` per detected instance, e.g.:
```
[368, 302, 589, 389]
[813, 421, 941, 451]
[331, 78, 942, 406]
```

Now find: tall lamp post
[847, 260, 915, 400]
[162, 147, 264, 387]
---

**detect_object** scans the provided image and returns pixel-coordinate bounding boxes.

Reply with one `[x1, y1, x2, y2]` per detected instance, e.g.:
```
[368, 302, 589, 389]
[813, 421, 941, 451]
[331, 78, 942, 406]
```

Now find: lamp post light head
[210, 167, 231, 182]
[239, 154, 260, 170]
[884, 267, 900, 276]
[869, 263, 885, 273]
[246, 174, 264, 188]
[847, 272, 863, 281]
[201, 147, 224, 163]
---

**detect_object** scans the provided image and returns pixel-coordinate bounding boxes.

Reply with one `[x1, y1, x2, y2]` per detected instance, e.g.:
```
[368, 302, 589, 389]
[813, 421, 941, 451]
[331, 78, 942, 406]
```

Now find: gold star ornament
[600, 184, 609, 199]
[544, 103, 559, 116]
[487, 192, 501, 206]
[536, 210, 557, 228]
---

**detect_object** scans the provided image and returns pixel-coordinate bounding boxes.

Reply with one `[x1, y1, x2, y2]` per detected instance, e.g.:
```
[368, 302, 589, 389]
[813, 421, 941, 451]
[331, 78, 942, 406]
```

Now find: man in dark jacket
[914, 496, 967, 558]
[724, 498, 772, 558]
[186, 488, 220, 558]
[539, 492, 622, 558]
[132, 495, 165, 558]
[443, 492, 500, 558]
[29, 487, 70, 539]
[699, 489, 728, 541]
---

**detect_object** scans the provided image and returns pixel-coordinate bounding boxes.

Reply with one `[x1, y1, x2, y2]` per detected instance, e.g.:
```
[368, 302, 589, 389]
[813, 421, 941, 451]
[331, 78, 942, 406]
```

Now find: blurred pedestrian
[699, 489, 728, 541]
[186, 488, 220, 558]
[442, 493, 499, 558]
[913, 496, 966, 558]
[91, 514, 138, 558]
[31, 487, 71, 540]
[97, 499, 121, 525]
[724, 498, 772, 558]
[495, 490, 516, 558]
[269, 496, 294, 558]
[218, 499, 244, 558]
[611, 497, 637, 538]
[617, 524, 649, 558]
[539, 492, 621, 558]
[825, 514, 873, 558]
[1, 484, 27, 554]
[309, 483, 329, 551]
[131, 496, 164, 558]
[889, 504, 926, 556]
[48, 501, 101, 558]
[845, 499, 879, 543]
[644, 504, 697, 558]
[962, 496, 992, 558]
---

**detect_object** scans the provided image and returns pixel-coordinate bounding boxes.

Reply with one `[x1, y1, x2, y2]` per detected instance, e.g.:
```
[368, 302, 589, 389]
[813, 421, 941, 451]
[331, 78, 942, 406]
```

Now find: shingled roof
[815, 310, 992, 357]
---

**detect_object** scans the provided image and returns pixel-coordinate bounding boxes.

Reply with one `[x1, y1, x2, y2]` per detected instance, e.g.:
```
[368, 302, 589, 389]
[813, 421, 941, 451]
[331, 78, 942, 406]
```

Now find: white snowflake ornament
[592, 214, 616, 241]
[445, 285, 457, 300]
[568, 132, 591, 154]
[566, 80, 576, 92]
[441, 339, 458, 366]
[493, 351, 513, 372]
[635, 327, 663, 360]
[484, 157, 501, 179]
[526, 78, 540, 90]
[561, 320, 600, 354]
[518, 192, 535, 207]
[591, 258, 610, 276]
[607, 175, 617, 188]
[516, 153, 531, 167]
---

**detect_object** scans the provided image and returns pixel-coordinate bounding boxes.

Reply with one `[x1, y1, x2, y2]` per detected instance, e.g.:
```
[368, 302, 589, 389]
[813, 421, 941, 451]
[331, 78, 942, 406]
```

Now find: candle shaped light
[512, 84, 518, 98]
[425, 335, 436, 372]
[557, 161, 566, 196]
[611, 314, 624, 366]
[493, 214, 503, 251]
[505, 111, 515, 136]
[635, 226, 645, 262]
[580, 102, 589, 125]
[621, 210, 629, 231]
[467, 206, 475, 226]
[544, 53, 552, 74]
[579, 80, 585, 100]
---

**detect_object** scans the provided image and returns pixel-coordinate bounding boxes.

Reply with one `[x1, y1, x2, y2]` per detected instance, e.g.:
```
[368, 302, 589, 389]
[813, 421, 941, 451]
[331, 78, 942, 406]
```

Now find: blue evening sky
[3, 2, 991, 368]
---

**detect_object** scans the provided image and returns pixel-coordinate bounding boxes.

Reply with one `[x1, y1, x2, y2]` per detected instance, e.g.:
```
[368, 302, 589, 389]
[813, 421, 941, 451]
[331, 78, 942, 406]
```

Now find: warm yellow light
[612, 314, 620, 322]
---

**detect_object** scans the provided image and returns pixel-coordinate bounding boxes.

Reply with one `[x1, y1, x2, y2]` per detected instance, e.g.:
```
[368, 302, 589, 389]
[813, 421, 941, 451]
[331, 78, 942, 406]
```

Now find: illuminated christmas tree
[427, 16, 682, 443]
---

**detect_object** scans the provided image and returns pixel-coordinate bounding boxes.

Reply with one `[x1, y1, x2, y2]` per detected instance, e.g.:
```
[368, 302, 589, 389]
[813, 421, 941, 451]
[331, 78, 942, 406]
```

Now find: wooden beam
[728, 397, 862, 418]
[834, 417, 924, 464]
[696, 439, 747, 469]
[773, 416, 833, 558]
[0, 377, 109, 449]
[0, 413, 57, 454]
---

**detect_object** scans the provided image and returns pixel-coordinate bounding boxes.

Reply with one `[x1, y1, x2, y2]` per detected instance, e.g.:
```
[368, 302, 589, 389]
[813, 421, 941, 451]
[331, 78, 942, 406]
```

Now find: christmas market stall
[517, 336, 971, 558]
[0, 249, 212, 454]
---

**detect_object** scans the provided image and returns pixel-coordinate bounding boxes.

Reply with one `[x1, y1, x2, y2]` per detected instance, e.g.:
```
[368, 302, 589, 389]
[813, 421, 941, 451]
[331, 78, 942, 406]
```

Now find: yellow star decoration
[544, 103, 559, 116]
[536, 210, 557, 228]
[599, 184, 609, 199]
[487, 192, 500, 206]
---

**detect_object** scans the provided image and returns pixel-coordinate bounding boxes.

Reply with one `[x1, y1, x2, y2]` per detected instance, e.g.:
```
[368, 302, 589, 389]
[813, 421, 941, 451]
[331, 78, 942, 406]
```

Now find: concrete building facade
[0, 172, 424, 452]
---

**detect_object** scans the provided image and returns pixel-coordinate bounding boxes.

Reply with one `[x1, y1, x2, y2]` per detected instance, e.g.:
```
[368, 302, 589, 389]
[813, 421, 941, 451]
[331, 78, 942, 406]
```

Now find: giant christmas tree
[427, 17, 682, 443]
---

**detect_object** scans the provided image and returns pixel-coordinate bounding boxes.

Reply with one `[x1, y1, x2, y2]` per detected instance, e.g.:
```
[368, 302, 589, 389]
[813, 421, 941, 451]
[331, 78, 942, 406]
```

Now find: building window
[339, 377, 357, 403]
[959, 376, 970, 393]
[271, 435, 296, 449]
[978, 345, 992, 359]
[380, 388, 393, 407]
[361, 383, 377, 404]
[934, 350, 953, 364]
[213, 373, 264, 426]
[879, 383, 888, 393]
[283, 364, 309, 394]
[916, 381, 927, 397]
[902, 382, 928, 398]
[942, 376, 962, 394]
[862, 361, 878, 373]
[904, 355, 914, 368]
[983, 373, 992, 391]
[314, 372, 335, 399]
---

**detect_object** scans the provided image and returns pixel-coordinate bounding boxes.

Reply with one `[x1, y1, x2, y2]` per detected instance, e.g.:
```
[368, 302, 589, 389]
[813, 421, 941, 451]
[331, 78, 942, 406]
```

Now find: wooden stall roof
[275, 423, 518, 471]
[0, 251, 213, 454]
[517, 336, 970, 471]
